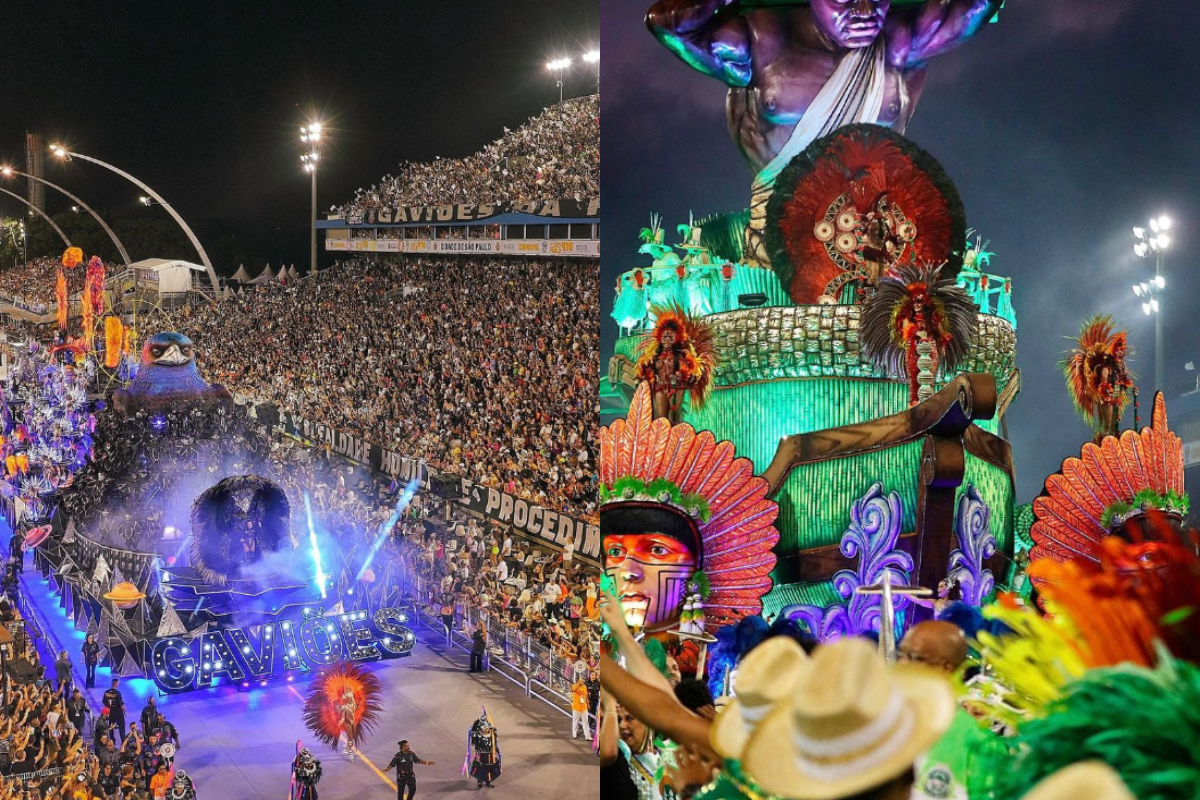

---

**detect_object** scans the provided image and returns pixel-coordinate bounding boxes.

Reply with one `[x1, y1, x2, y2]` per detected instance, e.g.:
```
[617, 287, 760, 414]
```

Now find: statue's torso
[728, 9, 928, 172]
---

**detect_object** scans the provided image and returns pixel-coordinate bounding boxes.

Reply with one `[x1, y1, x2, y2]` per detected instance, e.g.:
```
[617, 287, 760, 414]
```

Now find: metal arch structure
[3, 168, 131, 265]
[52, 149, 220, 296]
[0, 186, 72, 248]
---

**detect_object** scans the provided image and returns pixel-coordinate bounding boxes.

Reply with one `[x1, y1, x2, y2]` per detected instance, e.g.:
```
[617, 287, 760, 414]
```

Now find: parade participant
[384, 740, 434, 800]
[101, 679, 126, 742]
[290, 747, 323, 800]
[336, 689, 358, 758]
[302, 662, 383, 758]
[634, 307, 715, 423]
[600, 382, 778, 637]
[81, 634, 100, 689]
[463, 708, 501, 789]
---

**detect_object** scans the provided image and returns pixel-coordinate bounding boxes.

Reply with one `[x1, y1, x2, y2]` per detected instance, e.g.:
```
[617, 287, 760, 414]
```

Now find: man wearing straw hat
[741, 637, 955, 800]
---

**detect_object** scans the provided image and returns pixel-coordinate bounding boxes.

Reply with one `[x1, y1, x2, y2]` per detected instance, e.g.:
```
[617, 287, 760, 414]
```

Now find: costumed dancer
[634, 305, 715, 424]
[1062, 315, 1134, 443]
[599, 381, 778, 644]
[860, 263, 976, 406]
[165, 770, 196, 800]
[302, 661, 383, 760]
[290, 744, 323, 800]
[463, 707, 501, 789]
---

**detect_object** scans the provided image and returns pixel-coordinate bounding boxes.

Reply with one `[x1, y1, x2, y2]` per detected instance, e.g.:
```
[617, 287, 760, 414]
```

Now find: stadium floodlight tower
[547, 58, 572, 104]
[583, 50, 599, 94]
[48, 143, 221, 296]
[300, 121, 325, 276]
[1132, 214, 1172, 394]
[0, 165, 132, 265]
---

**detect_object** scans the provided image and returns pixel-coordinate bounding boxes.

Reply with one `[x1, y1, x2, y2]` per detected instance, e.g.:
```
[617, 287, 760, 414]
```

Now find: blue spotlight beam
[302, 492, 327, 599]
[355, 477, 421, 582]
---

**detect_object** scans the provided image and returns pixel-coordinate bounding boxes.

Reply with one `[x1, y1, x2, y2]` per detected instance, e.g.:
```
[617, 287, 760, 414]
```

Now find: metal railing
[396, 571, 594, 722]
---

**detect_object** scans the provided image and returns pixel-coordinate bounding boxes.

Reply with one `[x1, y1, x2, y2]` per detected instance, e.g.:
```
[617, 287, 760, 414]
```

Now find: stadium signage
[327, 238, 599, 257]
[358, 197, 599, 225]
[458, 480, 601, 563]
[149, 608, 415, 694]
[277, 411, 599, 565]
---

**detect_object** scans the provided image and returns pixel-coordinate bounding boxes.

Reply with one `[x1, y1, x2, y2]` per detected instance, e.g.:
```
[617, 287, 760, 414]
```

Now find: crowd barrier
[397, 568, 597, 731]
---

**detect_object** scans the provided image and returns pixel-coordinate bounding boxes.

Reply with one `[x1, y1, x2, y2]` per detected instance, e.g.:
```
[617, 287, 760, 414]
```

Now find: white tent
[128, 258, 206, 295]
[248, 264, 276, 285]
[230, 263, 252, 282]
[289, 264, 302, 281]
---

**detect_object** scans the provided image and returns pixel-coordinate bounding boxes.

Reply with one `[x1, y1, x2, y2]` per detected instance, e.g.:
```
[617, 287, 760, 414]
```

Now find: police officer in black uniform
[384, 740, 434, 800]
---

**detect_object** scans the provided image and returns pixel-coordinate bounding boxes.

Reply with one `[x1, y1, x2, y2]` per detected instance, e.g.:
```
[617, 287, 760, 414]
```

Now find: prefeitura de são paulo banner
[327, 238, 599, 257]
[277, 412, 600, 565]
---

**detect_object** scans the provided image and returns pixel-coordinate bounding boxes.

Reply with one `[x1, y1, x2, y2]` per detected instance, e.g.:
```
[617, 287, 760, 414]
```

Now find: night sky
[0, 0, 596, 271]
[601, 0, 1200, 503]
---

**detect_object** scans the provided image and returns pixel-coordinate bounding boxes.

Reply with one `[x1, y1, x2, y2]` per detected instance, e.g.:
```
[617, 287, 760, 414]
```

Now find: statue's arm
[907, 0, 1003, 65]
[646, 0, 751, 87]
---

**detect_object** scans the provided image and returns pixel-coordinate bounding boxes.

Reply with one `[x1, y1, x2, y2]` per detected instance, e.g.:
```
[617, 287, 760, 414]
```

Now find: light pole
[547, 58, 572, 104]
[0, 186, 72, 249]
[300, 122, 324, 275]
[1132, 215, 1171, 394]
[48, 144, 220, 297]
[1, 165, 132, 265]
[583, 50, 599, 94]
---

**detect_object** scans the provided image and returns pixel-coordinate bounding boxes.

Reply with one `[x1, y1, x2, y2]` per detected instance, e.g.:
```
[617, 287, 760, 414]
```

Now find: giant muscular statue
[646, 0, 1002, 264]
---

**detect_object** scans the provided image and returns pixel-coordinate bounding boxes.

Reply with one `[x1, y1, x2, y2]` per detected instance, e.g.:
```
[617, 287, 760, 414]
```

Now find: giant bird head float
[112, 332, 231, 417]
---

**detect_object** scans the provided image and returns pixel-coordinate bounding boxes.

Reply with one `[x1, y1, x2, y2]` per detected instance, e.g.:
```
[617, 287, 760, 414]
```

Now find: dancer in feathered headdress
[1062, 315, 1134, 443]
[1030, 393, 1189, 600]
[302, 661, 383, 757]
[599, 382, 778, 638]
[860, 263, 977, 406]
[634, 304, 717, 423]
[463, 707, 501, 789]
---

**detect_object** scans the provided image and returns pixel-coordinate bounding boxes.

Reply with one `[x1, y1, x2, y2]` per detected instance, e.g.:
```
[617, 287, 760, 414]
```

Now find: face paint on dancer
[604, 533, 695, 632]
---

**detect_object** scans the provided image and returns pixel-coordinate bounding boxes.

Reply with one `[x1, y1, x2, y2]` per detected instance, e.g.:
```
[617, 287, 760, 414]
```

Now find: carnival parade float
[602, 1, 1200, 796]
[3, 249, 415, 694]
[606, 6, 1018, 637]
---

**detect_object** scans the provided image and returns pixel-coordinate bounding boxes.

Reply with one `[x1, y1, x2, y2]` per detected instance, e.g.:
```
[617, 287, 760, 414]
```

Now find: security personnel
[384, 739, 434, 800]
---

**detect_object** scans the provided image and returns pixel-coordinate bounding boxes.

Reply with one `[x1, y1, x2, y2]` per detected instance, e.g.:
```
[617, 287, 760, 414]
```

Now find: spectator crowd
[151, 255, 598, 518]
[335, 96, 598, 216]
[0, 586, 188, 799]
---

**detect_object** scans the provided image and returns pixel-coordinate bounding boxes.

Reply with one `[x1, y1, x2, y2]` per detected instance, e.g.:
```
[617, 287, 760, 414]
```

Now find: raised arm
[908, 0, 1003, 64]
[600, 653, 713, 753]
[646, 0, 752, 87]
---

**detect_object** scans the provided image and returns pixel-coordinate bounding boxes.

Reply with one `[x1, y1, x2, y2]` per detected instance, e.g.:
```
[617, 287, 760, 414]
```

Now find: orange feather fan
[104, 317, 123, 368]
[302, 661, 383, 750]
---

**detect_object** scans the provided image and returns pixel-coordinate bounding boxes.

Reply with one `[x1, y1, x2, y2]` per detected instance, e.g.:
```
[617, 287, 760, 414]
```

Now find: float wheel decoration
[764, 124, 966, 305]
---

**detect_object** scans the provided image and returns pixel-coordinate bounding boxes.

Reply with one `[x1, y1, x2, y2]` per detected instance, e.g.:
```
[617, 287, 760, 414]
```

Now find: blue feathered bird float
[112, 332, 231, 416]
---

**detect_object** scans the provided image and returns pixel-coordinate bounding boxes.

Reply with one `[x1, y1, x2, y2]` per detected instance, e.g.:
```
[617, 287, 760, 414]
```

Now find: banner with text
[326, 238, 598, 257]
[457, 480, 600, 564]
[277, 413, 599, 565]
[340, 197, 598, 226]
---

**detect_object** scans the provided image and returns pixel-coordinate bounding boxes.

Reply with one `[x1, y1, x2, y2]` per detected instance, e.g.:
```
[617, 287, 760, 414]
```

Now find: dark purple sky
[600, 0, 1200, 503]
[0, 0, 596, 269]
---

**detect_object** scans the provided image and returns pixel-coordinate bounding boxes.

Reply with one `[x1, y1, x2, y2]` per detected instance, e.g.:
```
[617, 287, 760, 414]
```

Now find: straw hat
[742, 638, 954, 800]
[1020, 763, 1133, 800]
[710, 637, 809, 760]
